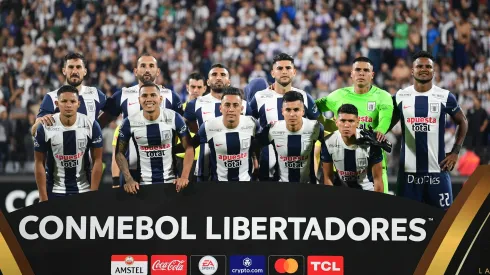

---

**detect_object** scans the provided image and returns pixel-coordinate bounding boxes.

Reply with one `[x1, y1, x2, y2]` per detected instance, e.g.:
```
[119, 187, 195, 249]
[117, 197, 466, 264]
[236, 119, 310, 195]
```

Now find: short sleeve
[320, 139, 332, 163]
[305, 93, 320, 119]
[198, 124, 208, 144]
[102, 90, 122, 117]
[184, 99, 197, 121]
[174, 112, 189, 139]
[37, 94, 56, 117]
[33, 124, 47, 152]
[90, 121, 104, 148]
[117, 118, 131, 144]
[445, 92, 461, 116]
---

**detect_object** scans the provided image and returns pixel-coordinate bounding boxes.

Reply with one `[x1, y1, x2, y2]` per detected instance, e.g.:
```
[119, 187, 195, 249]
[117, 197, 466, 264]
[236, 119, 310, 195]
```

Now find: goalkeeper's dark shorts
[396, 171, 453, 210]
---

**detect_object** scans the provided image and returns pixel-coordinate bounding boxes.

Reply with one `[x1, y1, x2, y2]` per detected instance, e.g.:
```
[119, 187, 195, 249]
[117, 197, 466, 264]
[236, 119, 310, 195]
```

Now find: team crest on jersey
[161, 130, 171, 140]
[78, 139, 87, 149]
[86, 101, 95, 112]
[430, 103, 440, 113]
[241, 138, 251, 149]
[367, 101, 376, 111]
[357, 158, 367, 167]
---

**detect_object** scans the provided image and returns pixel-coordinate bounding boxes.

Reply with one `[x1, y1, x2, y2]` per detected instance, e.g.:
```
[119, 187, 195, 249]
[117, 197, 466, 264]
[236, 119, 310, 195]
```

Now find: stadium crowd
[0, 0, 488, 176]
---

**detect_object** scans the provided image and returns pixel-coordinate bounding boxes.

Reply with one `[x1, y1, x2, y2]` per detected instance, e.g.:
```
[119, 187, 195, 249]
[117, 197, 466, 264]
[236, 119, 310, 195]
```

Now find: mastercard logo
[274, 258, 299, 274]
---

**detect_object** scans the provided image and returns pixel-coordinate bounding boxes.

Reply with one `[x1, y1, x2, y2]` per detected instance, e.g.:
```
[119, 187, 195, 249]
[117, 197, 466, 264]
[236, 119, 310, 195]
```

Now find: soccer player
[31, 53, 107, 136]
[176, 73, 207, 182]
[116, 82, 193, 194]
[258, 91, 325, 183]
[390, 51, 468, 209]
[250, 53, 320, 181]
[33, 85, 104, 201]
[315, 57, 393, 193]
[100, 53, 183, 187]
[196, 87, 260, 181]
[184, 64, 251, 181]
[322, 104, 384, 192]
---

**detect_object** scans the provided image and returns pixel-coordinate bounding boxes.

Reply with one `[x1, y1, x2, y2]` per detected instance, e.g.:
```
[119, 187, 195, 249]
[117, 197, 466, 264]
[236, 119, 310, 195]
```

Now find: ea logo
[5, 190, 39, 213]
[274, 258, 298, 274]
[198, 255, 218, 275]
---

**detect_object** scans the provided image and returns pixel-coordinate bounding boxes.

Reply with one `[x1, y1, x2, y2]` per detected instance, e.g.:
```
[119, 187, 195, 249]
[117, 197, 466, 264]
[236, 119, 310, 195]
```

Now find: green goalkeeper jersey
[315, 85, 394, 134]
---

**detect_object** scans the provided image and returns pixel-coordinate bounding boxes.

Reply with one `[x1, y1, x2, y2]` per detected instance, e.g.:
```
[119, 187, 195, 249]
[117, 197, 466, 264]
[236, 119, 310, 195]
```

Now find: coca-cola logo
[151, 255, 187, 275]
[152, 260, 185, 271]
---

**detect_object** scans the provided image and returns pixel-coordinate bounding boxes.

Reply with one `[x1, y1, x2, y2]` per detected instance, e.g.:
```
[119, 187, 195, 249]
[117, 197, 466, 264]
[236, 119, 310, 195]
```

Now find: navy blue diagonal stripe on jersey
[78, 97, 87, 116]
[214, 102, 221, 117]
[287, 135, 301, 183]
[63, 130, 79, 193]
[415, 96, 429, 172]
[438, 103, 446, 164]
[121, 98, 129, 118]
[309, 149, 316, 184]
[258, 105, 267, 127]
[398, 102, 406, 172]
[46, 142, 55, 193]
[196, 108, 203, 128]
[259, 146, 270, 180]
[226, 132, 241, 181]
[147, 124, 164, 183]
[208, 139, 217, 180]
[344, 149, 357, 187]
[276, 98, 284, 120]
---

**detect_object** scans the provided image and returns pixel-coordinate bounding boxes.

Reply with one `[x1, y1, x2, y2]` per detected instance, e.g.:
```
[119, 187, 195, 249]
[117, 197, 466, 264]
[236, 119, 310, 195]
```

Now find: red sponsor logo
[55, 151, 84, 161]
[266, 108, 275, 111]
[218, 152, 248, 161]
[216, 143, 223, 146]
[151, 255, 187, 275]
[403, 105, 411, 109]
[337, 170, 365, 176]
[129, 102, 138, 106]
[406, 117, 437, 124]
[358, 116, 373, 123]
[307, 256, 343, 275]
[140, 144, 171, 151]
[280, 155, 308, 161]
[203, 112, 211, 114]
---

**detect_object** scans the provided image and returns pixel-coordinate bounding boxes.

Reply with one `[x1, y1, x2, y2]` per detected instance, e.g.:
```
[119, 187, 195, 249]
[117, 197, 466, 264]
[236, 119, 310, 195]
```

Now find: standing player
[390, 51, 468, 209]
[250, 53, 320, 181]
[315, 57, 393, 193]
[34, 85, 104, 201]
[322, 104, 384, 192]
[197, 88, 260, 181]
[259, 91, 325, 183]
[175, 73, 207, 182]
[116, 83, 194, 194]
[100, 53, 183, 187]
[184, 64, 251, 181]
[31, 53, 107, 136]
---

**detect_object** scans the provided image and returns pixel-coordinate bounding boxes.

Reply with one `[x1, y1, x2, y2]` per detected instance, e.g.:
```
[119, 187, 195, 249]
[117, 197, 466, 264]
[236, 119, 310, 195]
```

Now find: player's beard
[276, 77, 292, 87]
[414, 75, 433, 84]
[210, 83, 225, 93]
[137, 73, 156, 83]
[67, 76, 83, 87]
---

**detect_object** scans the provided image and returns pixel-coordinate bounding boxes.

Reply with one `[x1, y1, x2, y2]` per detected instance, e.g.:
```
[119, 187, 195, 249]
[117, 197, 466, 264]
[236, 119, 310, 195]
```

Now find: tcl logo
[307, 256, 343, 275]
[151, 255, 187, 275]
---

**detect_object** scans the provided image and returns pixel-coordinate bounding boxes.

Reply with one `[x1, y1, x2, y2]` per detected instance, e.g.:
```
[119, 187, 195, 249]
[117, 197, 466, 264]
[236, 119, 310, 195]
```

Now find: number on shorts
[439, 193, 450, 207]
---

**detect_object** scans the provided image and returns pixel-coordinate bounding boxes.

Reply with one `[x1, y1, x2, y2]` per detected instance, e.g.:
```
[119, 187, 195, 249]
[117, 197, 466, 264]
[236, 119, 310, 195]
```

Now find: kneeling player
[259, 91, 325, 183]
[34, 85, 104, 201]
[322, 104, 384, 192]
[116, 82, 194, 194]
[197, 87, 260, 181]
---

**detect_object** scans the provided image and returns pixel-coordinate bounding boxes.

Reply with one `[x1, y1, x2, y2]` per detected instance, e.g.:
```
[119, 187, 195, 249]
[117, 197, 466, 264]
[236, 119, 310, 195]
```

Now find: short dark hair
[283, 90, 304, 104]
[64, 53, 86, 67]
[221, 87, 243, 100]
[187, 72, 205, 84]
[210, 63, 228, 71]
[272, 53, 295, 66]
[57, 85, 79, 97]
[137, 52, 157, 65]
[352, 57, 373, 66]
[138, 81, 160, 94]
[338, 104, 358, 116]
[412, 50, 434, 62]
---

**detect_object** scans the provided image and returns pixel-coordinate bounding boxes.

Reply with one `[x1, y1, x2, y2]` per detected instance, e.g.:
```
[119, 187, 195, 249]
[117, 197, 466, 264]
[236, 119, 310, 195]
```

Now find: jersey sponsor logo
[218, 153, 248, 161]
[398, 92, 411, 97]
[45, 126, 62, 131]
[179, 125, 187, 134]
[432, 93, 445, 99]
[430, 103, 440, 113]
[131, 121, 145, 126]
[403, 106, 411, 109]
[55, 151, 84, 161]
[216, 144, 223, 146]
[338, 169, 366, 182]
[240, 126, 254, 130]
[260, 94, 273, 98]
[406, 117, 437, 124]
[367, 101, 376, 111]
[140, 144, 171, 152]
[281, 156, 308, 169]
[202, 112, 212, 115]
[209, 129, 222, 133]
[407, 174, 440, 185]
[280, 156, 308, 161]
[358, 116, 373, 123]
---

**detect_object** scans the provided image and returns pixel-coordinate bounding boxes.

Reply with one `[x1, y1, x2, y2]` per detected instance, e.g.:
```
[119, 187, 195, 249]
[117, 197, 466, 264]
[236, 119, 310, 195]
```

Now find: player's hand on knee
[174, 178, 189, 192]
[38, 114, 55, 126]
[124, 181, 139, 194]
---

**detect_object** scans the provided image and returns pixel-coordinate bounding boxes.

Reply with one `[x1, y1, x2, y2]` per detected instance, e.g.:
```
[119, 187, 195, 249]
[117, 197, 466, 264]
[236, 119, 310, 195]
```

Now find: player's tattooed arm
[115, 139, 133, 183]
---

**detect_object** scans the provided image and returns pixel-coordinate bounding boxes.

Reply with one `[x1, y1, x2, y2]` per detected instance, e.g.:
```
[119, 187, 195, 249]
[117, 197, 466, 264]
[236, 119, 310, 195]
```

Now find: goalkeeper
[315, 57, 393, 193]
[321, 104, 390, 192]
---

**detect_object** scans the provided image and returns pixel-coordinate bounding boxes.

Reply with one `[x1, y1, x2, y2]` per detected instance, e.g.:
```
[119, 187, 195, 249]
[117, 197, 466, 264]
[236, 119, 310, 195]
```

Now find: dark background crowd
[0, 0, 488, 178]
